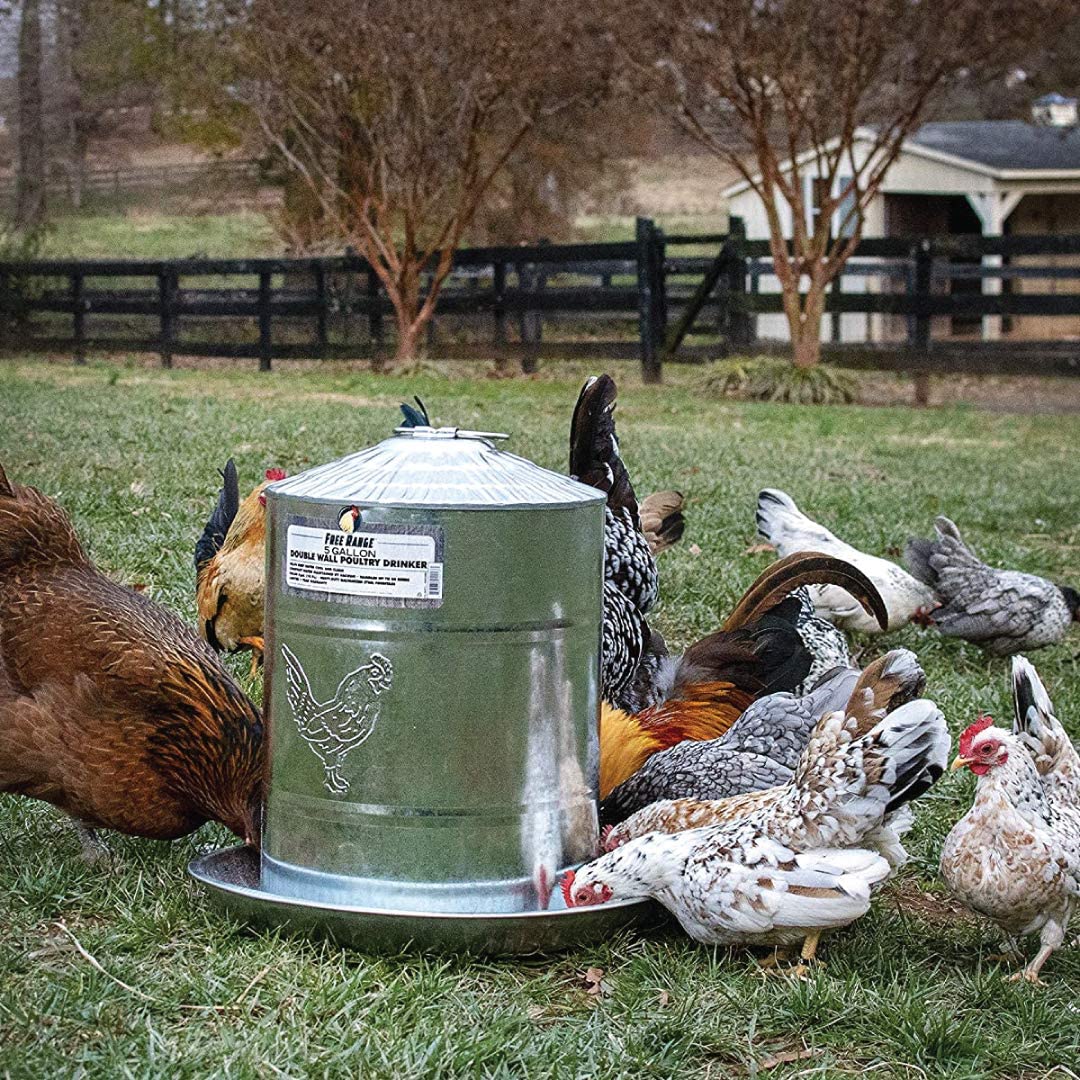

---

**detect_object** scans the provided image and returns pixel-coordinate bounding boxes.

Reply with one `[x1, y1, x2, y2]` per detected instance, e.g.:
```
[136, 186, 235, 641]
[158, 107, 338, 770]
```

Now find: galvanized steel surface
[261, 427, 606, 919]
[190, 846, 663, 956]
[267, 427, 603, 509]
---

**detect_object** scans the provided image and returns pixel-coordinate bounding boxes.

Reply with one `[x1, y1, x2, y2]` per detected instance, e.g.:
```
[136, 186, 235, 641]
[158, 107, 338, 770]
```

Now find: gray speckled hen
[905, 517, 1080, 656]
[600, 648, 925, 826]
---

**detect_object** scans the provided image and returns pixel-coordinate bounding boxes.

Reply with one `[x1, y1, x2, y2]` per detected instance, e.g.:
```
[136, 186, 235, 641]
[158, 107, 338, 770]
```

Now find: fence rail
[0, 160, 261, 200]
[1, 219, 1080, 381]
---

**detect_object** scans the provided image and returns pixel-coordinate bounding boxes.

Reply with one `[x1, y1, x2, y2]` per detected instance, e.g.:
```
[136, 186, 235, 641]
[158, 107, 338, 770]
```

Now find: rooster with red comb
[941, 657, 1080, 985]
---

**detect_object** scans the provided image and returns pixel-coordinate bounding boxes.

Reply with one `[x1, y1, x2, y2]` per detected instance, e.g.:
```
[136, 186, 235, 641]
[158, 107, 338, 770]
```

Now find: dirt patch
[884, 879, 976, 927]
[857, 371, 1080, 413]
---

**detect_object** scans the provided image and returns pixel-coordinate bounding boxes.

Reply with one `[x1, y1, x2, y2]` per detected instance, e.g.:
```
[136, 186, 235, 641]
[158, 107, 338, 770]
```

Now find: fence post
[519, 258, 545, 375]
[158, 267, 177, 368]
[910, 239, 933, 406]
[314, 263, 328, 359]
[71, 271, 85, 366]
[829, 274, 843, 345]
[492, 260, 509, 375]
[0, 271, 8, 350]
[726, 217, 751, 350]
[635, 216, 664, 384]
[258, 270, 272, 372]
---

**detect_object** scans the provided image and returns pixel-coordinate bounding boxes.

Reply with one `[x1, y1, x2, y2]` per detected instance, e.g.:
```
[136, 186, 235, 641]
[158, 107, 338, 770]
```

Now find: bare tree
[15, 0, 46, 230]
[616, 0, 1069, 368]
[210, 0, 611, 364]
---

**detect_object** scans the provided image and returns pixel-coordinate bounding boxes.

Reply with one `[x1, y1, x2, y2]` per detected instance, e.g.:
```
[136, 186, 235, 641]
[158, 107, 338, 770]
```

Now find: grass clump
[705, 355, 858, 405]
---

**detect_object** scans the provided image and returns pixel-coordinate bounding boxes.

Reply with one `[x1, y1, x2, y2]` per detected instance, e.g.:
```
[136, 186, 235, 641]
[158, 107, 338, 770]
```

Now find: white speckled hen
[905, 516, 1080, 655]
[565, 697, 948, 964]
[940, 657, 1080, 984]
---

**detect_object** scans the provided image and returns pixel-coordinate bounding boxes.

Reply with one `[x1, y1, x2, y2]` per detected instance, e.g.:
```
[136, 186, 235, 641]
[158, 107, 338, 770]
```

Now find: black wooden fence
[2, 218, 1079, 382]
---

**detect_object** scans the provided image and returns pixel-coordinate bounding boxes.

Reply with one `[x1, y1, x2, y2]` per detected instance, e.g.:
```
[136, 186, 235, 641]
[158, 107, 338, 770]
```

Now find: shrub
[704, 355, 858, 405]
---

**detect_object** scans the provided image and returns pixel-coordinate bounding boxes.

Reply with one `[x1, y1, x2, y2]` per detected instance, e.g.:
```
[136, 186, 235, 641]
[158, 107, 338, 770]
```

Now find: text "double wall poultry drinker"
[260, 424, 608, 926]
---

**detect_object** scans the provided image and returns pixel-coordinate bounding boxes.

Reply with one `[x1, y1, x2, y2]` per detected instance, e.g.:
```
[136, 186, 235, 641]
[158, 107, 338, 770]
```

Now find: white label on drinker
[286, 524, 443, 601]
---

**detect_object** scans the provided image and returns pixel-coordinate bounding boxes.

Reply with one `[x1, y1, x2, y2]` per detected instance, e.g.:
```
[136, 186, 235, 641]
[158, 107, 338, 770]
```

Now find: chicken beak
[950, 755, 972, 772]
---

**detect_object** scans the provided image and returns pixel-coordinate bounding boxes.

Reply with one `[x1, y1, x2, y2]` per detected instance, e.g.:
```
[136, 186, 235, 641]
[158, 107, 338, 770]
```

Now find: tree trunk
[56, 0, 87, 211]
[788, 280, 827, 369]
[15, 0, 46, 232]
[393, 314, 425, 364]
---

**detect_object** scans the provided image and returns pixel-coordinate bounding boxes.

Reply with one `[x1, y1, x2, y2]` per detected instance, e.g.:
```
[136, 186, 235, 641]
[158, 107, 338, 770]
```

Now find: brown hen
[195, 460, 286, 666]
[0, 464, 264, 851]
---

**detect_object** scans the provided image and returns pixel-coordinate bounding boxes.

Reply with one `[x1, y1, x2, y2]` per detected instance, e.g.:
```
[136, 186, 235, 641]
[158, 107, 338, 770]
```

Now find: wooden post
[911, 239, 933, 406]
[492, 260, 509, 375]
[71, 270, 85, 366]
[519, 261, 543, 375]
[158, 267, 177, 368]
[635, 216, 663, 384]
[726, 218, 751, 351]
[0, 271, 8, 349]
[314, 263, 328, 359]
[258, 270, 272, 372]
[829, 273, 843, 345]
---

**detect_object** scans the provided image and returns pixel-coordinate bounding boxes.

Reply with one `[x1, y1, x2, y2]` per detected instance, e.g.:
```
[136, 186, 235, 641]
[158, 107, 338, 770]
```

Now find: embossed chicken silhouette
[280, 644, 393, 794]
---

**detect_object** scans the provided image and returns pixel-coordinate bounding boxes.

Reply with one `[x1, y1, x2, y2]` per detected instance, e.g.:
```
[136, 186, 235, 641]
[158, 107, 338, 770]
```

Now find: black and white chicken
[757, 489, 938, 631]
[569, 375, 663, 710]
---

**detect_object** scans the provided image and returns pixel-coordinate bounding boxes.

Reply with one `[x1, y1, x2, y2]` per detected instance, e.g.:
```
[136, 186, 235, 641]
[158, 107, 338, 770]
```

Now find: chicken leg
[1007, 916, 1067, 987]
[792, 929, 823, 981]
[237, 636, 264, 678]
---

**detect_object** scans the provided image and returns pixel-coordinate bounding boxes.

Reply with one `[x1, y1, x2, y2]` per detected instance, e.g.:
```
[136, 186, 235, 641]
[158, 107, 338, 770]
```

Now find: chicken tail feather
[904, 516, 980, 588]
[1012, 655, 1079, 781]
[722, 552, 888, 633]
[399, 396, 431, 428]
[844, 648, 927, 733]
[569, 374, 639, 525]
[640, 490, 685, 554]
[195, 459, 240, 573]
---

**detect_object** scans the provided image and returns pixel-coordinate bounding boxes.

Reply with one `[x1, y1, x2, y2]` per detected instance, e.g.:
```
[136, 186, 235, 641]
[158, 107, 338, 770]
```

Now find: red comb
[959, 714, 994, 757]
[560, 869, 576, 907]
[265, 468, 287, 481]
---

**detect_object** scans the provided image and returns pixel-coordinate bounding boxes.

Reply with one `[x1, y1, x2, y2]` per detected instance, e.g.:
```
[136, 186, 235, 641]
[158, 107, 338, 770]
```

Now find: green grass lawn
[2, 360, 1079, 1079]
[38, 211, 280, 261]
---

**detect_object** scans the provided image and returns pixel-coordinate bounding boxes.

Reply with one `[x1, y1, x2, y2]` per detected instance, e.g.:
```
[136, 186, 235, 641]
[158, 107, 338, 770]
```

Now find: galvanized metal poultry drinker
[190, 423, 658, 952]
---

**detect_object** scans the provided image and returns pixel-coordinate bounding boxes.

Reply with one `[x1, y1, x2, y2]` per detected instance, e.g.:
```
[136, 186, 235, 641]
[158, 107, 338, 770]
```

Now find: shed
[723, 114, 1080, 344]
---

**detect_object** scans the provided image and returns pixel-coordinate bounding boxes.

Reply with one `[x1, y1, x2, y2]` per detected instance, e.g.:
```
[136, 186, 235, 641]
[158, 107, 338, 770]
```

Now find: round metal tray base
[189, 846, 664, 956]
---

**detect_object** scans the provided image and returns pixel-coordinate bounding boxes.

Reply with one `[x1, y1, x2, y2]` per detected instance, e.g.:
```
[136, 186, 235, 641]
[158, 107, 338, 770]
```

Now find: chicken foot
[792, 930, 823, 981]
[756, 931, 822, 981]
[73, 821, 111, 865]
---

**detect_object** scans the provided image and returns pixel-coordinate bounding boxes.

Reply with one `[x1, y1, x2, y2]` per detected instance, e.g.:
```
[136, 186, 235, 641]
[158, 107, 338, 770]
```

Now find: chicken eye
[979, 743, 994, 756]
